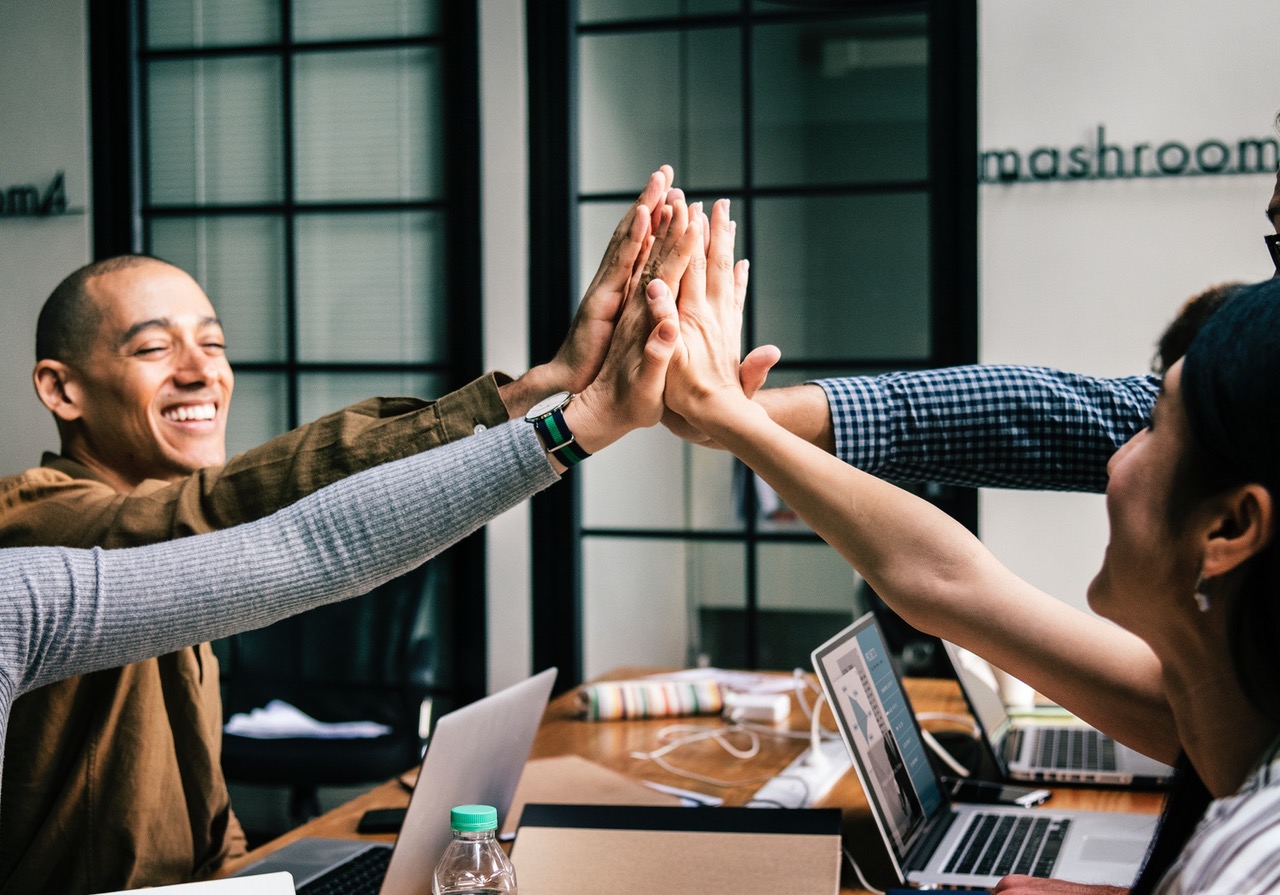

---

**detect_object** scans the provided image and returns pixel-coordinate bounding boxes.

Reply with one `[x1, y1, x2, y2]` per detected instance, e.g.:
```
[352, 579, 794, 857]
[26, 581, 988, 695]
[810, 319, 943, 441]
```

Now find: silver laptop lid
[811, 613, 946, 881]
[940, 638, 1015, 777]
[234, 668, 558, 894]
[379, 667, 557, 895]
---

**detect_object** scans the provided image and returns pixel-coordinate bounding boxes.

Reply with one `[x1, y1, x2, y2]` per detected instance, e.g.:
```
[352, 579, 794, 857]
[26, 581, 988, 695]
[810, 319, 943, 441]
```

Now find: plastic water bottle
[432, 804, 518, 895]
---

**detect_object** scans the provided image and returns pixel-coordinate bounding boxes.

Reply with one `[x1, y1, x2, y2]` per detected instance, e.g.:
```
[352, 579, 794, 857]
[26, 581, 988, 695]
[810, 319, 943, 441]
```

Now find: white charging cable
[915, 711, 981, 778]
[629, 723, 778, 788]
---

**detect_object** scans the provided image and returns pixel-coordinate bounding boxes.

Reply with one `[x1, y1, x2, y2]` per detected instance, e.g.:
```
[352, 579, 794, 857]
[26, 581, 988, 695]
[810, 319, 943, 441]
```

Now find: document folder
[511, 803, 842, 895]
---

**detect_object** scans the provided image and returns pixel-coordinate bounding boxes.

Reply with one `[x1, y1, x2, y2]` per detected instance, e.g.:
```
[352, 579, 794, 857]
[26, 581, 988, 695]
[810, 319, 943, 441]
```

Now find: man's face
[69, 261, 234, 487]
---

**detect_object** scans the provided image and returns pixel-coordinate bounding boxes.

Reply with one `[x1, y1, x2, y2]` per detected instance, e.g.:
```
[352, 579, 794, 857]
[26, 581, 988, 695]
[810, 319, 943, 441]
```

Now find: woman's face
[1089, 361, 1204, 636]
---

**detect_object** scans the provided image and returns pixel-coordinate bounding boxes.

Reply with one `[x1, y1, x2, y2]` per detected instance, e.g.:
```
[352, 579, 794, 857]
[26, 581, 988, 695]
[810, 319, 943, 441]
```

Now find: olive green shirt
[0, 374, 510, 894]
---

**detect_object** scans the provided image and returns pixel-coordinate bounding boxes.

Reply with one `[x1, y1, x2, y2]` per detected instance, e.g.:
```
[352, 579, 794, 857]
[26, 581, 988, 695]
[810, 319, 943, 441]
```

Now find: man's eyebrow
[117, 315, 222, 348]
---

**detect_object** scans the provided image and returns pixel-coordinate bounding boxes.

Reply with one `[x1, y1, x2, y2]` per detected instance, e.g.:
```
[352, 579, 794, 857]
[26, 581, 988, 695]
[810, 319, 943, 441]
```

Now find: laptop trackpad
[1080, 835, 1148, 864]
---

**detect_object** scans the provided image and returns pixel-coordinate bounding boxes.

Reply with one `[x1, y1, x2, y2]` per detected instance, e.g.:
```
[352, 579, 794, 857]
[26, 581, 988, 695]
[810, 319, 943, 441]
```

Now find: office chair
[218, 562, 445, 830]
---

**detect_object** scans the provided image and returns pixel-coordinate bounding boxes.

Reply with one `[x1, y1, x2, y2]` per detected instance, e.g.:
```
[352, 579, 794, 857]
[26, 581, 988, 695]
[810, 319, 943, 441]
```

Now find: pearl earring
[1194, 578, 1211, 613]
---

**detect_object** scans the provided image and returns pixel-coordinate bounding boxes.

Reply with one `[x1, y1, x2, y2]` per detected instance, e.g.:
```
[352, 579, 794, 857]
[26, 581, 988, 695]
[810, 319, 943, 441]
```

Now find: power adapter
[723, 691, 791, 724]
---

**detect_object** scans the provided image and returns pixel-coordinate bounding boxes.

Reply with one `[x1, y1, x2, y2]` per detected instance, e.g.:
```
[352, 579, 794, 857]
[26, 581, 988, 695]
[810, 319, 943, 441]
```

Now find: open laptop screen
[941, 639, 1015, 776]
[813, 615, 944, 863]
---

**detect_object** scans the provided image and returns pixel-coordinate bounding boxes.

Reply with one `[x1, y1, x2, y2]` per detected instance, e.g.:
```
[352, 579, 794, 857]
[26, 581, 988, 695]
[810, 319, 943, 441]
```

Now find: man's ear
[1201, 483, 1274, 579]
[33, 360, 84, 422]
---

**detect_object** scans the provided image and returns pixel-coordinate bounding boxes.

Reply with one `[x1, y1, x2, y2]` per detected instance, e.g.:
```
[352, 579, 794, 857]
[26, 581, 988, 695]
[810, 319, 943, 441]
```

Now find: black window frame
[527, 0, 978, 688]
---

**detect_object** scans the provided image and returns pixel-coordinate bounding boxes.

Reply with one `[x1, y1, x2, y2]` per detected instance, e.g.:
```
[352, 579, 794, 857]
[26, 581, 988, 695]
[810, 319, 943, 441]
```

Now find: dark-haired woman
[666, 200, 1280, 894]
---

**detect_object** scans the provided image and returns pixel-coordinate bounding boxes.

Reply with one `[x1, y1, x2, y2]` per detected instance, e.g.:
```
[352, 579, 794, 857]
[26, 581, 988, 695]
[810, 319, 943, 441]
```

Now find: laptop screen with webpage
[812, 614, 945, 871]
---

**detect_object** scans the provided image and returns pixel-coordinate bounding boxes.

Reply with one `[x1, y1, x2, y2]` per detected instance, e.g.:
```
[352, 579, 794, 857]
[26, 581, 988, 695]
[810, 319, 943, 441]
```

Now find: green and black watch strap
[532, 405, 591, 466]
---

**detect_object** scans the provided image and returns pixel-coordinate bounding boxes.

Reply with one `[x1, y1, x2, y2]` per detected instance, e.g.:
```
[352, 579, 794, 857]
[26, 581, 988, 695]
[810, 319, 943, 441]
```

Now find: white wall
[0, 0, 91, 474]
[478, 0, 533, 690]
[977, 0, 1279, 612]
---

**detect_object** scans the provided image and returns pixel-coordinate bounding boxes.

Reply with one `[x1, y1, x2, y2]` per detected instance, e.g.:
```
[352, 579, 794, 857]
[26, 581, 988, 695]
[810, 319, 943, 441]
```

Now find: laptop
[941, 639, 1175, 787]
[812, 615, 1157, 889]
[97, 872, 295, 895]
[231, 668, 557, 895]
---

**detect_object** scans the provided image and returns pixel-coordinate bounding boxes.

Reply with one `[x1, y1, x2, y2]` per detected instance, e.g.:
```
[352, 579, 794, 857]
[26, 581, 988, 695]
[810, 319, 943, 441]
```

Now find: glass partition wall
[531, 0, 977, 684]
[112, 0, 486, 704]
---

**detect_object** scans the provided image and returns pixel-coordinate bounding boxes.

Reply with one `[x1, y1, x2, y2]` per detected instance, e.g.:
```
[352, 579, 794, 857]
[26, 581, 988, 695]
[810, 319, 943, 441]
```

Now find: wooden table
[222, 671, 1166, 893]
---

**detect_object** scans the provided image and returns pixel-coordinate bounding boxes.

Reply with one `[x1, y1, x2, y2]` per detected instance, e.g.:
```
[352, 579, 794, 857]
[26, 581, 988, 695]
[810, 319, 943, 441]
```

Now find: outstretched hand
[661, 344, 780, 446]
[564, 190, 704, 455]
[547, 165, 674, 395]
[499, 166, 675, 418]
[663, 199, 775, 430]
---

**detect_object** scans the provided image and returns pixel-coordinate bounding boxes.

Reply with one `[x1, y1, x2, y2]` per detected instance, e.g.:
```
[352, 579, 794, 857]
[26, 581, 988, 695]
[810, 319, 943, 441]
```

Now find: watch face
[525, 390, 573, 421]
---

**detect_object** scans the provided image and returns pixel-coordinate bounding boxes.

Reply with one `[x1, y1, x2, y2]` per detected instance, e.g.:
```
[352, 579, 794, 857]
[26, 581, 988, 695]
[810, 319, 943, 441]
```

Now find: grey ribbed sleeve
[0, 420, 557, 807]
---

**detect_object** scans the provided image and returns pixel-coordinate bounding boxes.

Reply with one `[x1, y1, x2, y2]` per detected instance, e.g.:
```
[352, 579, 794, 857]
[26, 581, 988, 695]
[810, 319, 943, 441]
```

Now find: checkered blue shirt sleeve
[813, 365, 1159, 493]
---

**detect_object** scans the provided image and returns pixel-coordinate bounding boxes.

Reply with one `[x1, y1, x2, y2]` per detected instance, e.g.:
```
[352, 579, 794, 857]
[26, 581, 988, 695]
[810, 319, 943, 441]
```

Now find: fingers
[645, 190, 689, 281]
[583, 168, 672, 303]
[706, 199, 737, 310]
[676, 209, 709, 317]
[637, 282, 679, 393]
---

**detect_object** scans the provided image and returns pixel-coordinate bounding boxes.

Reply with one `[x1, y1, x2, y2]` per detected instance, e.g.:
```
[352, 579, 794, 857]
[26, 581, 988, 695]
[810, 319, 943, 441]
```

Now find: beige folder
[511, 804, 842, 895]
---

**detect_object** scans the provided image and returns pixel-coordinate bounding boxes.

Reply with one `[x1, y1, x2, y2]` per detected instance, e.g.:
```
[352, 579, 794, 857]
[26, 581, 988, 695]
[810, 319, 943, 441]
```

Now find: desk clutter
[577, 677, 723, 720]
[576, 668, 803, 721]
[216, 666, 1167, 895]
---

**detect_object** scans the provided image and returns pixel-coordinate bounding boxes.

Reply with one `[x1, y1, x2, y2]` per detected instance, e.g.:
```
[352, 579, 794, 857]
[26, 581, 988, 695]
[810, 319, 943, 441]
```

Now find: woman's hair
[1180, 277, 1280, 722]
[1131, 277, 1280, 895]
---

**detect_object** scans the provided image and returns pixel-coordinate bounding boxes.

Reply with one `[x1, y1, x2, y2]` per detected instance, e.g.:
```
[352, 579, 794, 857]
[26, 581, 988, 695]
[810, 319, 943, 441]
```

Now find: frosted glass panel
[684, 542, 748, 669]
[582, 537, 730, 678]
[298, 372, 446, 422]
[578, 0, 736, 23]
[294, 48, 441, 202]
[753, 17, 928, 186]
[758, 543, 862, 614]
[752, 193, 930, 361]
[293, 0, 438, 41]
[148, 215, 288, 363]
[756, 542, 862, 670]
[225, 372, 289, 457]
[147, 0, 279, 48]
[582, 427, 740, 532]
[295, 212, 446, 363]
[578, 29, 741, 193]
[148, 57, 283, 204]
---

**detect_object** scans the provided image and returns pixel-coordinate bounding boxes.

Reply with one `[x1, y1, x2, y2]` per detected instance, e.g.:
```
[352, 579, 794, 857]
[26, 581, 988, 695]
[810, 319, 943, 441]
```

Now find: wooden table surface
[222, 670, 1166, 893]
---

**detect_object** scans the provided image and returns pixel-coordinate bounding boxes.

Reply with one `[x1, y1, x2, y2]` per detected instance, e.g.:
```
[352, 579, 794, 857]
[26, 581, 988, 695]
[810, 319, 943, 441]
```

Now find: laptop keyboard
[943, 812, 1071, 879]
[297, 846, 392, 895]
[1007, 726, 1118, 772]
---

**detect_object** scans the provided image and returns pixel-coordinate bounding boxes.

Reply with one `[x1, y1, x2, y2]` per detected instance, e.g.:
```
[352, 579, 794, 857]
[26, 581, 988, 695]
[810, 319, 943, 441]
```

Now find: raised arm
[1, 422, 555, 704]
[672, 350, 1158, 495]
[663, 200, 1178, 763]
[809, 367, 1157, 492]
[1, 181, 698, 744]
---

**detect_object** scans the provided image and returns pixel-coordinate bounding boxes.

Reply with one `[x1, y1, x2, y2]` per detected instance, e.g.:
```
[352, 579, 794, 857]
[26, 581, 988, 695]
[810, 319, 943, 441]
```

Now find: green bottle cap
[450, 804, 498, 831]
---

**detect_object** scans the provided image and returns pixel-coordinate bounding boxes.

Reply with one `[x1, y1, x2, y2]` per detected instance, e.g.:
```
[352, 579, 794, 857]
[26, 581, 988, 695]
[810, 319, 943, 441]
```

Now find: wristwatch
[524, 390, 591, 466]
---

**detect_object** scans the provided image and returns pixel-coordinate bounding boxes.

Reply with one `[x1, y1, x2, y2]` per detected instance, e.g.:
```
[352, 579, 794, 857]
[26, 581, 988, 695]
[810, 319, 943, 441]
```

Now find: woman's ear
[33, 360, 84, 422]
[1201, 483, 1274, 578]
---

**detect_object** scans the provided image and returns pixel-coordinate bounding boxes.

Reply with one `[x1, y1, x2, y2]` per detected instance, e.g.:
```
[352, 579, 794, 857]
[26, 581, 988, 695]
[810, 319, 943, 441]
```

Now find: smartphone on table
[942, 775, 1052, 808]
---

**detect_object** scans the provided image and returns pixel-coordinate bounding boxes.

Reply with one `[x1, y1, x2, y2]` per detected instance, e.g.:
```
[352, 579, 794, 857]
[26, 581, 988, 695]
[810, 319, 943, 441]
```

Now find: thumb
[740, 344, 781, 398]
[642, 316, 678, 374]
[646, 277, 677, 319]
